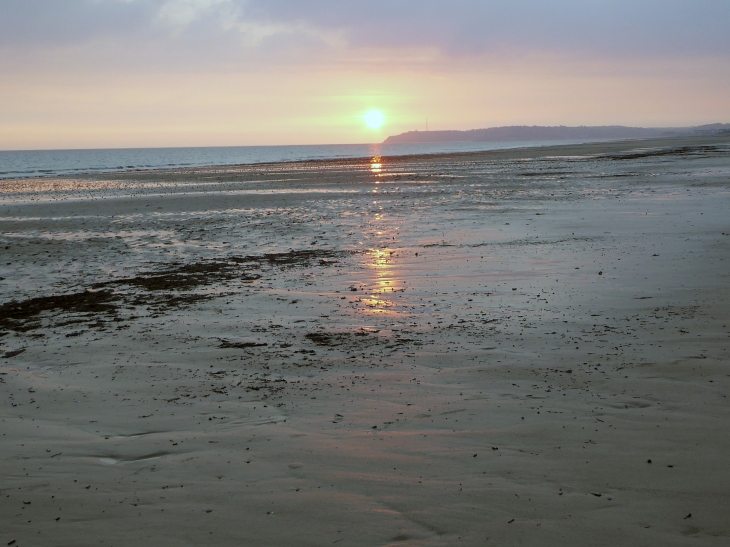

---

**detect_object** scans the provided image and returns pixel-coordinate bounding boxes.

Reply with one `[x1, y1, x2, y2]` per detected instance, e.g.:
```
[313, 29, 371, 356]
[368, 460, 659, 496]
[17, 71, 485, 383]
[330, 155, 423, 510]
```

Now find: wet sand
[1, 135, 730, 546]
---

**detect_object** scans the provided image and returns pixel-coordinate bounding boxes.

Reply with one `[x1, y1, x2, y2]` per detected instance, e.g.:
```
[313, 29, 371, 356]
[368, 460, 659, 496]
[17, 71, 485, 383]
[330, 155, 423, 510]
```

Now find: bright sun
[363, 109, 386, 130]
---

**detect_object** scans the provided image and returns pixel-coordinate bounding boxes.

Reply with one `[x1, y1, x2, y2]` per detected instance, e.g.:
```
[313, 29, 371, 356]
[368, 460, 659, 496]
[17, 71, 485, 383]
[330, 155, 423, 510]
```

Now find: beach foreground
[1, 136, 729, 546]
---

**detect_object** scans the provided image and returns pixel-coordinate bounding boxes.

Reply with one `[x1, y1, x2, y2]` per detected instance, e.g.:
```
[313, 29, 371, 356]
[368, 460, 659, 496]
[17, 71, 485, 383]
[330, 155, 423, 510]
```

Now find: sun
[363, 109, 386, 130]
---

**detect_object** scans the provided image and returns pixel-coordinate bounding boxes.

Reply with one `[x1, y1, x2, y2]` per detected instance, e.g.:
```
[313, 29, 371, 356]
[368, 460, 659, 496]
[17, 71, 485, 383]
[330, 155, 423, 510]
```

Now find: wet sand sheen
[1, 135, 730, 546]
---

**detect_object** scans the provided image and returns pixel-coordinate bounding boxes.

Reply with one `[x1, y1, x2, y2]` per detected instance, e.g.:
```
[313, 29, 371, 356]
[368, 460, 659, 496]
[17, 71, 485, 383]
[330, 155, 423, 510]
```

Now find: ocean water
[0, 139, 608, 180]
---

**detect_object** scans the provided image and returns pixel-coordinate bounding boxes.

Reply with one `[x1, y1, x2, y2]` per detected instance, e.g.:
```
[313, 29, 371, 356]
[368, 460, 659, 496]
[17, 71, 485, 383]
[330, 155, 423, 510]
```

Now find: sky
[1, 0, 729, 150]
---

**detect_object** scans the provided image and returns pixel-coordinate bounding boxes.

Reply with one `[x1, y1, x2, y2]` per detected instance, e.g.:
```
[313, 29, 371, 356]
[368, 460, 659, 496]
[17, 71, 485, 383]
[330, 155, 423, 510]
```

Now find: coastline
[2, 133, 729, 183]
[1, 134, 729, 546]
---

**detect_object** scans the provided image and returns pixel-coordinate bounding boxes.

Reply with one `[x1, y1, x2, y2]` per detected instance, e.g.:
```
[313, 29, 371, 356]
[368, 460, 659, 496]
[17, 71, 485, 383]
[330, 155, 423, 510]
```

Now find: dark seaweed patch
[94, 250, 349, 292]
[230, 249, 350, 268]
[94, 262, 260, 291]
[219, 340, 268, 349]
[2, 249, 354, 333]
[305, 332, 336, 346]
[131, 294, 213, 309]
[519, 171, 572, 177]
[0, 291, 120, 332]
[304, 330, 384, 349]
[602, 145, 720, 161]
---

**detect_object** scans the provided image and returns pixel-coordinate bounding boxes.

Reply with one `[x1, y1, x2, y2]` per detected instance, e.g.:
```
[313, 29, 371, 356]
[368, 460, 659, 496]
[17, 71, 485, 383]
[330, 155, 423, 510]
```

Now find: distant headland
[383, 123, 730, 144]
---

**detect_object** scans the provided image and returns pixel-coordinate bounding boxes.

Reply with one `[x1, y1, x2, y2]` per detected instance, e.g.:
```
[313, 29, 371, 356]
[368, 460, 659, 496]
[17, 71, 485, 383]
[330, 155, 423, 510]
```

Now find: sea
[0, 139, 610, 180]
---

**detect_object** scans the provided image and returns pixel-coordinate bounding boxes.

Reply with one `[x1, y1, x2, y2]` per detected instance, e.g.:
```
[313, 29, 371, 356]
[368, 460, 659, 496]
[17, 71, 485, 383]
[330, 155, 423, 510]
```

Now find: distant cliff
[383, 124, 730, 144]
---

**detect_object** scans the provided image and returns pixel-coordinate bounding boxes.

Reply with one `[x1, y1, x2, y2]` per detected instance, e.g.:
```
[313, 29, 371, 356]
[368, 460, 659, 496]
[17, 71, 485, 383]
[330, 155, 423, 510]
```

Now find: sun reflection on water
[360, 247, 405, 315]
[370, 156, 382, 175]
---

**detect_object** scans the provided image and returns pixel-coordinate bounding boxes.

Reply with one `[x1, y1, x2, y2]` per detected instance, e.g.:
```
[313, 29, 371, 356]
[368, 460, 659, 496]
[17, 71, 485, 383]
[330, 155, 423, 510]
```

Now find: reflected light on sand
[370, 156, 382, 175]
[361, 247, 403, 315]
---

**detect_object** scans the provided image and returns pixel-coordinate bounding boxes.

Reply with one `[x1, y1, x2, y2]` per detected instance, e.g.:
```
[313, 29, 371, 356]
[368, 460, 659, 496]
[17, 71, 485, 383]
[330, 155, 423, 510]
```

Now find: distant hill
[383, 124, 730, 144]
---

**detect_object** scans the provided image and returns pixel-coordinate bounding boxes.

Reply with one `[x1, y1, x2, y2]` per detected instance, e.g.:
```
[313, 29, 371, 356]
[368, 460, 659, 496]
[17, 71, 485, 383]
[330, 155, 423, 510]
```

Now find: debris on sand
[0, 290, 120, 332]
[1, 249, 352, 332]
[93, 260, 260, 291]
[220, 340, 268, 349]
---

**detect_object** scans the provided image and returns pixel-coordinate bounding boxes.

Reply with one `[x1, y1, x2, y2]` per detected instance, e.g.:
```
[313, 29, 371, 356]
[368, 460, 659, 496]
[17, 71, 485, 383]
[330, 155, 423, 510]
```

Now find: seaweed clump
[0, 290, 120, 332]
[94, 261, 260, 292]
[93, 250, 348, 293]
[230, 249, 349, 268]
[2, 249, 354, 334]
[219, 340, 268, 349]
[602, 145, 719, 161]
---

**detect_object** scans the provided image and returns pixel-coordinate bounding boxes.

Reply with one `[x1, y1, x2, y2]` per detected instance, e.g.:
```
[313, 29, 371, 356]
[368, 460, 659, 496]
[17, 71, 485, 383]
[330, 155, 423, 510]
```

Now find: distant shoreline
[383, 123, 730, 144]
[3, 133, 730, 183]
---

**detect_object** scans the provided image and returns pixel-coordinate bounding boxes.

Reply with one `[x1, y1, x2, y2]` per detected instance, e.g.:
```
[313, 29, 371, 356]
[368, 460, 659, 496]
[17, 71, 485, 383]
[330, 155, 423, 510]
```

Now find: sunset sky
[1, 0, 729, 150]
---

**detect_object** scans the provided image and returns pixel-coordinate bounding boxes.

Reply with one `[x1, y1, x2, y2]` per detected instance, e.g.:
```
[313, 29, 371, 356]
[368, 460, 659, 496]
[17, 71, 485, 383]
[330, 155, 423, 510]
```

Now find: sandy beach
[1, 135, 730, 546]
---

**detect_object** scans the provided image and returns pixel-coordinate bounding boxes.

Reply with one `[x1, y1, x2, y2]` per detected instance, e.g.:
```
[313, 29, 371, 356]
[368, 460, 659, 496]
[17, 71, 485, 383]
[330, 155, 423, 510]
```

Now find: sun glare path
[359, 245, 407, 316]
[370, 155, 382, 174]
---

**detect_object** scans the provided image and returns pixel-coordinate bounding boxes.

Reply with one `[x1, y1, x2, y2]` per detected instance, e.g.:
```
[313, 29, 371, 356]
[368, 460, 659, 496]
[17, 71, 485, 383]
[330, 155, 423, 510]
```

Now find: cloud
[1, 0, 728, 61]
[0, 0, 155, 47]
[244, 0, 730, 57]
[156, 0, 231, 29]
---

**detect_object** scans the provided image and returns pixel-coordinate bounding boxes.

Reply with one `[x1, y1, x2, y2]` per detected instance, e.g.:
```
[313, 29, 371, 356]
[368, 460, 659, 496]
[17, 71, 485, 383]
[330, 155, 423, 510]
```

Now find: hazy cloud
[246, 0, 730, 57]
[1, 0, 728, 59]
[156, 0, 231, 29]
[0, 0, 154, 47]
